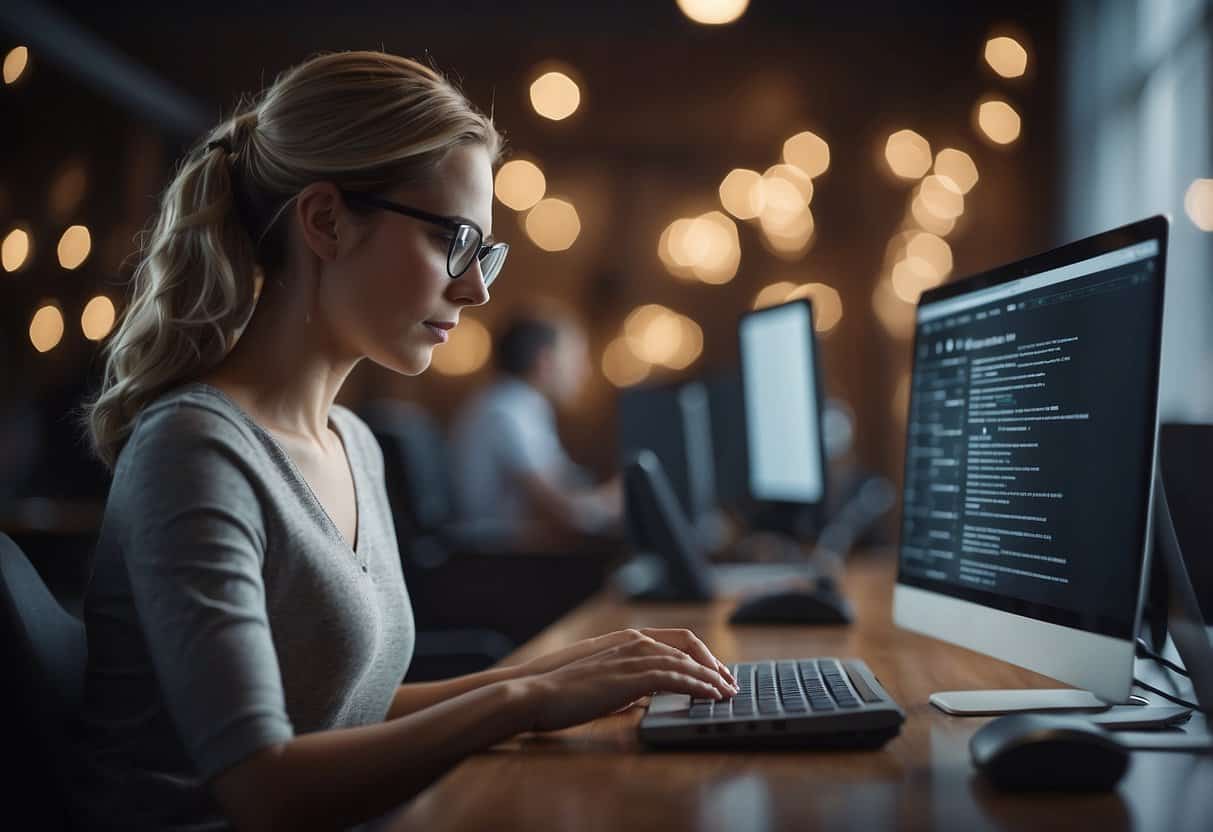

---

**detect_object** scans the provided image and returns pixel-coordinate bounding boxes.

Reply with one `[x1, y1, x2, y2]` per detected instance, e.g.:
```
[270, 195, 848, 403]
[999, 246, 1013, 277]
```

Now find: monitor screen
[739, 300, 825, 504]
[897, 227, 1165, 641]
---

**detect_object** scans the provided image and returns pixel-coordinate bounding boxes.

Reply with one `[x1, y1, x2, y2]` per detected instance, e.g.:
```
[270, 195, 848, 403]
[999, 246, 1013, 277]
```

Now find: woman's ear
[294, 182, 345, 262]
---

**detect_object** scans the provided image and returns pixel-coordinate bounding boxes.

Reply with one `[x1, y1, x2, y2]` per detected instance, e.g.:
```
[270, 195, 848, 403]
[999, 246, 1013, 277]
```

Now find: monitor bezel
[893, 215, 1169, 703]
[737, 298, 830, 511]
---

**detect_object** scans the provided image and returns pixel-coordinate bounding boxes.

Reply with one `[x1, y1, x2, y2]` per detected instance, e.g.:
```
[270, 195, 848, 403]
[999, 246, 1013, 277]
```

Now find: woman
[75, 51, 737, 831]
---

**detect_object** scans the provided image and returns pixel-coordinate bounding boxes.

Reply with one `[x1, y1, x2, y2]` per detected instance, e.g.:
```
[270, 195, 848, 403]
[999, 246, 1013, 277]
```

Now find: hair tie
[206, 138, 234, 155]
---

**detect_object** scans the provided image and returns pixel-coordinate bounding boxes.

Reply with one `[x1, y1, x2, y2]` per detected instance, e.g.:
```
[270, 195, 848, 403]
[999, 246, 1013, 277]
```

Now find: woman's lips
[423, 321, 453, 342]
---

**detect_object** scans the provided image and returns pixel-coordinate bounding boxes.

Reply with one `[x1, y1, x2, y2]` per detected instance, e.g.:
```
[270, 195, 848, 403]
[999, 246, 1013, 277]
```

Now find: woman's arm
[386, 628, 738, 720]
[214, 678, 531, 831]
[214, 631, 736, 831]
[386, 664, 521, 719]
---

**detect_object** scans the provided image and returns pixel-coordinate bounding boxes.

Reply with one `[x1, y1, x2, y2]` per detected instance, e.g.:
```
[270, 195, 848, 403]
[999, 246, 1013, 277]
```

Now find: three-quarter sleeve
[116, 404, 294, 780]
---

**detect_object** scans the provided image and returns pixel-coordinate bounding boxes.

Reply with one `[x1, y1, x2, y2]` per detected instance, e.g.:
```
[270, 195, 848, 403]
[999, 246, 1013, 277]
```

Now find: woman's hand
[513, 629, 739, 733]
[511, 628, 737, 689]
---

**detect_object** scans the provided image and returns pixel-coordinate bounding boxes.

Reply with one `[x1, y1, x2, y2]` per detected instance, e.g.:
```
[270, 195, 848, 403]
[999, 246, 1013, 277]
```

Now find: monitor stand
[928, 689, 1128, 715]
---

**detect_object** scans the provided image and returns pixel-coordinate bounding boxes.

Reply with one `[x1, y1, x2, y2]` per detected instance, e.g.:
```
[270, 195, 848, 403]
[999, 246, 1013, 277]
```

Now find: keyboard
[639, 658, 904, 749]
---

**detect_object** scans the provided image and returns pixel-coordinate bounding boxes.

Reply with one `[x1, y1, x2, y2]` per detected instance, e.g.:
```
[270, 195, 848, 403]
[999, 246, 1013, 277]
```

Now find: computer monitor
[738, 299, 828, 534]
[893, 215, 1169, 713]
[616, 379, 717, 524]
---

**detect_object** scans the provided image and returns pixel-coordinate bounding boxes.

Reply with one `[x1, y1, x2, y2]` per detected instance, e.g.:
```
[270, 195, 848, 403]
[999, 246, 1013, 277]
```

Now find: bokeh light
[3, 46, 29, 85]
[2, 226, 31, 272]
[872, 281, 916, 339]
[1184, 179, 1213, 231]
[30, 303, 65, 353]
[525, 198, 580, 251]
[57, 224, 92, 270]
[676, 0, 750, 25]
[985, 36, 1028, 78]
[906, 231, 953, 279]
[918, 175, 964, 220]
[81, 295, 116, 341]
[602, 335, 651, 387]
[494, 159, 546, 211]
[910, 188, 957, 236]
[891, 257, 944, 303]
[529, 70, 581, 121]
[719, 168, 764, 220]
[933, 148, 979, 194]
[753, 281, 799, 310]
[783, 130, 830, 179]
[885, 129, 933, 179]
[785, 282, 844, 333]
[976, 99, 1022, 145]
[430, 317, 492, 376]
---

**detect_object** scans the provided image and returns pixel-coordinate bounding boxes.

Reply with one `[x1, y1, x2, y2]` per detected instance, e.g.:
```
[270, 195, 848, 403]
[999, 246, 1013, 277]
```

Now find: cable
[1136, 637, 1190, 677]
[1133, 677, 1200, 710]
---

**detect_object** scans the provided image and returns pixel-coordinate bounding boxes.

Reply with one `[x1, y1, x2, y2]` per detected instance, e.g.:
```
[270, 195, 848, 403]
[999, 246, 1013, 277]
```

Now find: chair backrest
[360, 399, 456, 535]
[0, 532, 87, 817]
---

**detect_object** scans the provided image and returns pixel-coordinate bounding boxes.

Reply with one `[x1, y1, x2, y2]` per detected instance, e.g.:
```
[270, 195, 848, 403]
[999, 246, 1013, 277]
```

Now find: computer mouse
[970, 713, 1131, 792]
[727, 583, 853, 626]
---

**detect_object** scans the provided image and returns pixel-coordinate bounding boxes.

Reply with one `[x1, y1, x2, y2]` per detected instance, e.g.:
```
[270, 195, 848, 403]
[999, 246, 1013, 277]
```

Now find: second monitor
[739, 299, 829, 536]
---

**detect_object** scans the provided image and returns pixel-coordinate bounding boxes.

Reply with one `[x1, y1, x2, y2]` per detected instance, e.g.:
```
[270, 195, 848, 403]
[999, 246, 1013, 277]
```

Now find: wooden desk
[385, 552, 1212, 831]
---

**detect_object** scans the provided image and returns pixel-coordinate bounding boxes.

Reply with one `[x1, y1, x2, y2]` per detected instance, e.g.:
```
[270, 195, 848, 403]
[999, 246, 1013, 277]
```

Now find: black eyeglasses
[340, 190, 508, 287]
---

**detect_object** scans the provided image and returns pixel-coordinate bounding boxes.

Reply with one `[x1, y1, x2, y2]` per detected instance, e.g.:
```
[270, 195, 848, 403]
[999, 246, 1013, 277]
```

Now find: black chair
[0, 532, 86, 829]
[359, 399, 621, 666]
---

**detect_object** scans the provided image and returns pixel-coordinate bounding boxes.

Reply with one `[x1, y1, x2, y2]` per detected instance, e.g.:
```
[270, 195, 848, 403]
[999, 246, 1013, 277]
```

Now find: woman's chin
[371, 346, 433, 377]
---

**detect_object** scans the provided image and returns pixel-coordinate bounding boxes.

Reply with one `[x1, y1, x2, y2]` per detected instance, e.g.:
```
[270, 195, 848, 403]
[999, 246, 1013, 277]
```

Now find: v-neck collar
[188, 382, 364, 561]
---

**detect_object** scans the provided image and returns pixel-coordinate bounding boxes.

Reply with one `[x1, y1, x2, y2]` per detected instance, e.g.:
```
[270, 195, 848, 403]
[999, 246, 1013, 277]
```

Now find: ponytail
[83, 51, 500, 468]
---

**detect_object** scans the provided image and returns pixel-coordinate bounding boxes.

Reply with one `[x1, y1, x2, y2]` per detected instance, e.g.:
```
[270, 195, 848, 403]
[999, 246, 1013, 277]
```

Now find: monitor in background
[893, 215, 1169, 714]
[616, 379, 717, 529]
[739, 299, 828, 536]
[702, 370, 748, 511]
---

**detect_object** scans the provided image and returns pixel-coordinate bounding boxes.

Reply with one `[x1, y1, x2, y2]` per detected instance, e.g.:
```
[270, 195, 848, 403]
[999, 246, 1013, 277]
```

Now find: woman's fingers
[611, 654, 734, 697]
[641, 628, 737, 686]
[622, 669, 722, 701]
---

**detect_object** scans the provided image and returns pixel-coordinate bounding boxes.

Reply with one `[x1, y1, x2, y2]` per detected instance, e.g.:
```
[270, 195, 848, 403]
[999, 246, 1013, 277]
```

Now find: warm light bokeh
[81, 295, 116, 341]
[30, 303, 65, 353]
[2, 227, 31, 272]
[675, 0, 750, 25]
[984, 36, 1028, 78]
[872, 281, 915, 339]
[719, 168, 764, 220]
[602, 335, 651, 387]
[885, 129, 933, 179]
[1184, 179, 1213, 231]
[933, 148, 979, 194]
[905, 231, 953, 279]
[430, 317, 492, 376]
[3, 46, 29, 85]
[891, 257, 944, 303]
[529, 71, 581, 121]
[785, 282, 844, 333]
[57, 224, 92, 270]
[918, 175, 964, 220]
[783, 130, 830, 179]
[753, 281, 799, 310]
[525, 198, 581, 251]
[494, 159, 546, 211]
[976, 99, 1022, 145]
[910, 189, 957, 236]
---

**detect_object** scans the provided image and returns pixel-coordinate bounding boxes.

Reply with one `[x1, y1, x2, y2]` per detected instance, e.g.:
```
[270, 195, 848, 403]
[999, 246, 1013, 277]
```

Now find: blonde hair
[84, 51, 501, 468]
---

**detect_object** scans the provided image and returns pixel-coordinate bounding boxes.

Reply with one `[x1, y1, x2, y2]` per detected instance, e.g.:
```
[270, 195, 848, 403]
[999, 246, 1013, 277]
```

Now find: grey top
[73, 383, 415, 830]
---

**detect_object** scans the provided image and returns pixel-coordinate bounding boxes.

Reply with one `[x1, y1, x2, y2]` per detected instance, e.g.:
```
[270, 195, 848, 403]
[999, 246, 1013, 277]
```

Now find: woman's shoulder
[119, 382, 259, 468]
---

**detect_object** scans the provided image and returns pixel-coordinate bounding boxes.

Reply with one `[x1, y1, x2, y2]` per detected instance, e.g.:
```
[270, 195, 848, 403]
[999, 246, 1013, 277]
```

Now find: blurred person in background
[450, 311, 624, 551]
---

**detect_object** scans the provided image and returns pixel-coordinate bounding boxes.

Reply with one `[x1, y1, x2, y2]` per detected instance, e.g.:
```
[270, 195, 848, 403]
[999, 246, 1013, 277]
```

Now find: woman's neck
[201, 273, 361, 445]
